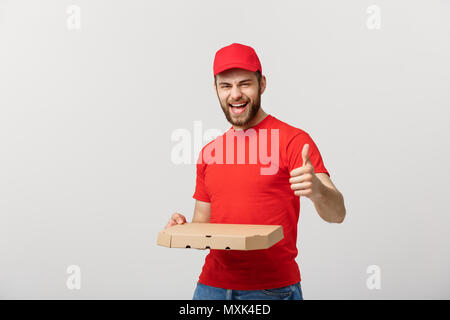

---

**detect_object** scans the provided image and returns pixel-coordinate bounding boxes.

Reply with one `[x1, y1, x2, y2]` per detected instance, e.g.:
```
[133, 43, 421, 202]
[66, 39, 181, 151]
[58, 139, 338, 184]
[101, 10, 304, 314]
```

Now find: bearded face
[215, 68, 263, 128]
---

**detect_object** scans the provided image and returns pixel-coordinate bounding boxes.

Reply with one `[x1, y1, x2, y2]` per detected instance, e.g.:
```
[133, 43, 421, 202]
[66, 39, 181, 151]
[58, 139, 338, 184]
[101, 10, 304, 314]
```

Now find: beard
[219, 86, 261, 127]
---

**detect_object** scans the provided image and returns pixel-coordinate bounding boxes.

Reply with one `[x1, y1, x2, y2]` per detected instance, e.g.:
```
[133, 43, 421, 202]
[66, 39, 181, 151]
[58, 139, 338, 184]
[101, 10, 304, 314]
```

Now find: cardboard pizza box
[157, 222, 284, 251]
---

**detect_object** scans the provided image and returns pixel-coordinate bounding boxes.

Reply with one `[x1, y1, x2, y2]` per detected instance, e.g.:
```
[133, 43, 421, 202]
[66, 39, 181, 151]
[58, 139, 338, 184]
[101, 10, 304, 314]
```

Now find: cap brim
[214, 62, 259, 76]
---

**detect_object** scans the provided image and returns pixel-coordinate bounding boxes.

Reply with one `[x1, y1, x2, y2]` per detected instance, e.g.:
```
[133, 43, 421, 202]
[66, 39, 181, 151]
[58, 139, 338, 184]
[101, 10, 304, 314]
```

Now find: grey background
[1, 0, 449, 299]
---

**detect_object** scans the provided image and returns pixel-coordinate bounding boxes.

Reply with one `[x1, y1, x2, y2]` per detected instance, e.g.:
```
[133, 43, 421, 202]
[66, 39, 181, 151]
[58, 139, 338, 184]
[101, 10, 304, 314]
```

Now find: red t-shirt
[193, 114, 330, 290]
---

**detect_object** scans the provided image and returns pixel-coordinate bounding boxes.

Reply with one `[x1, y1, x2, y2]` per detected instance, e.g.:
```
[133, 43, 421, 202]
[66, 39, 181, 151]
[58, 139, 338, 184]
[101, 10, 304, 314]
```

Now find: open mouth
[229, 101, 248, 114]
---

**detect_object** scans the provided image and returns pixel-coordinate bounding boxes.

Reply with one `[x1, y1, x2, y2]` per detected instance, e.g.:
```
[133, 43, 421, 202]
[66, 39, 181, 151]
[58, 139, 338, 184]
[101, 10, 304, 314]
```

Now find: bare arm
[192, 200, 211, 223]
[289, 143, 346, 224]
[312, 173, 346, 223]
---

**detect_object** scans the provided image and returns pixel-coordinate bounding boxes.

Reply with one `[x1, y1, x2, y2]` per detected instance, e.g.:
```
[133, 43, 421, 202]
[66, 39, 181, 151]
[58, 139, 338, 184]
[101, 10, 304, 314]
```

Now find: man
[165, 43, 346, 300]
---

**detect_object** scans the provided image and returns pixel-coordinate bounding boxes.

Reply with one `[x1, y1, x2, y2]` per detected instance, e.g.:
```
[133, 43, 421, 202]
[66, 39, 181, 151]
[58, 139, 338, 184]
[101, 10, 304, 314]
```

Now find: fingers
[165, 212, 186, 229]
[171, 212, 186, 223]
[289, 173, 313, 184]
[294, 189, 313, 197]
[289, 144, 316, 199]
[290, 181, 312, 191]
[290, 165, 313, 177]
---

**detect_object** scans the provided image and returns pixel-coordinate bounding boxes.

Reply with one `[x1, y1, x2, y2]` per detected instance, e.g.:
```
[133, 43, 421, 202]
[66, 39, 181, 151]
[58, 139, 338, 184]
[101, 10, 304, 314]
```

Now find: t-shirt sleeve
[192, 151, 211, 202]
[286, 132, 330, 177]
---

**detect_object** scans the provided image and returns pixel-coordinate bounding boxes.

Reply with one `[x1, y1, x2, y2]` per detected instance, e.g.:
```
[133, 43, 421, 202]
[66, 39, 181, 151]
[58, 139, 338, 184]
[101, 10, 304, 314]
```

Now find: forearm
[311, 183, 346, 223]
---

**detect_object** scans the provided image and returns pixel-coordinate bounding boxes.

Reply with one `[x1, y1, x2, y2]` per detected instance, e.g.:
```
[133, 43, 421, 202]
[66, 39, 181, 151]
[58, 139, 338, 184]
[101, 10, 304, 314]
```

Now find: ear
[260, 75, 267, 95]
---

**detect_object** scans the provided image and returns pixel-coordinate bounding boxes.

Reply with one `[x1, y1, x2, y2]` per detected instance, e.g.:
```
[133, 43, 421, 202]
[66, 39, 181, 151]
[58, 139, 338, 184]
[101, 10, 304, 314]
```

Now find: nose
[230, 85, 243, 101]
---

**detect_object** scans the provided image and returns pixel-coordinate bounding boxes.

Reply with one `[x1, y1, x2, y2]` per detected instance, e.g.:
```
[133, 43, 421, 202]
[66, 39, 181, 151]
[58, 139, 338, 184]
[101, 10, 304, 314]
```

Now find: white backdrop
[1, 0, 449, 299]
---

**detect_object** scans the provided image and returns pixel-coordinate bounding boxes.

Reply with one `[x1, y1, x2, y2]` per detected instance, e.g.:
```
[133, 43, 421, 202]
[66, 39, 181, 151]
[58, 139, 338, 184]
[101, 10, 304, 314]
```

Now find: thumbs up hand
[289, 144, 322, 201]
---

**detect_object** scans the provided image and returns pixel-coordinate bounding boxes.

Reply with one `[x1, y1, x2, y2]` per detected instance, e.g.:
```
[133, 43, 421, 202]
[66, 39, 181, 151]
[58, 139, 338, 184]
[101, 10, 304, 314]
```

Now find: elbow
[319, 192, 346, 224]
[336, 206, 346, 224]
[335, 214, 345, 224]
[335, 194, 346, 223]
[331, 206, 346, 224]
[324, 212, 345, 224]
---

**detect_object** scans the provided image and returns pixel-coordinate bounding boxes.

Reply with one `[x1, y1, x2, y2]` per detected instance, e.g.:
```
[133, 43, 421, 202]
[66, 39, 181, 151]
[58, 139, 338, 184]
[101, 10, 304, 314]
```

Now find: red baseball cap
[213, 43, 262, 76]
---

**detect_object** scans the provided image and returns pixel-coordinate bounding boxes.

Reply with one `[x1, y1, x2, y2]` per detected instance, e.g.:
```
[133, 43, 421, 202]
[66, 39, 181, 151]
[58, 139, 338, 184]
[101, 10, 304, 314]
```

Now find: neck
[233, 108, 268, 131]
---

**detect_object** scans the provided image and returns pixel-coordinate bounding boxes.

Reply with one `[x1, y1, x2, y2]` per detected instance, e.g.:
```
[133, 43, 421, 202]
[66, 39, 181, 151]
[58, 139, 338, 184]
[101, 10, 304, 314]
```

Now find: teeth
[231, 102, 246, 107]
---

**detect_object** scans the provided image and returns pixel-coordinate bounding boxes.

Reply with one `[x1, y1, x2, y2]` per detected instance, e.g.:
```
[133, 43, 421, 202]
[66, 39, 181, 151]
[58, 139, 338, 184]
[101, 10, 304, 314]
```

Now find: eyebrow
[218, 78, 253, 85]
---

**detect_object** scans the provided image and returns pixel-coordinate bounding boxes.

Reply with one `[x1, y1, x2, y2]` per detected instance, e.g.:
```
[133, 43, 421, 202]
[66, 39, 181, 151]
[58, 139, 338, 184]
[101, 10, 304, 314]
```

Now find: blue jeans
[192, 282, 303, 300]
